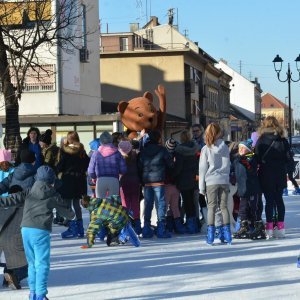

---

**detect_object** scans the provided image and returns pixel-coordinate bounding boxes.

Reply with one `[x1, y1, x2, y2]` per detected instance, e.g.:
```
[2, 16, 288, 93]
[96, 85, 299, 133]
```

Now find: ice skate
[233, 220, 249, 239]
[250, 221, 266, 240]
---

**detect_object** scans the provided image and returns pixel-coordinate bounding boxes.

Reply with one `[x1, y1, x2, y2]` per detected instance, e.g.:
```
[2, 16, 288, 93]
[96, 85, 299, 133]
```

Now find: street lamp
[272, 54, 300, 145]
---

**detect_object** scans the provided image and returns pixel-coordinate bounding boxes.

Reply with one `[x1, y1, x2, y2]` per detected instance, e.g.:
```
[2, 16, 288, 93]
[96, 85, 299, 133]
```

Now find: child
[199, 123, 231, 245]
[80, 194, 140, 248]
[0, 165, 75, 300]
[233, 139, 265, 240]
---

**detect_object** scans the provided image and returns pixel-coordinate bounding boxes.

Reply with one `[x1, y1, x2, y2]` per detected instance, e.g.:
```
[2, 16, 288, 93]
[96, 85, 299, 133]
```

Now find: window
[81, 4, 87, 48]
[120, 37, 128, 51]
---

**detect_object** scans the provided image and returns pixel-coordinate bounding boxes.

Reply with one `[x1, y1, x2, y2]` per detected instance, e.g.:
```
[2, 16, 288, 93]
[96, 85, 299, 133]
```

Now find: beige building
[261, 93, 291, 131]
[100, 17, 232, 139]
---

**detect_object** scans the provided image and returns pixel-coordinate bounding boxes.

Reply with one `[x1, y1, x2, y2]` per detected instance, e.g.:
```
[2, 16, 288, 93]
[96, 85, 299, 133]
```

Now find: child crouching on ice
[80, 194, 140, 248]
[0, 165, 75, 300]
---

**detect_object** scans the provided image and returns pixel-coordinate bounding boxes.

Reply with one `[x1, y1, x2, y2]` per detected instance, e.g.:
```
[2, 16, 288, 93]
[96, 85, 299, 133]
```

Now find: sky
[99, 0, 300, 118]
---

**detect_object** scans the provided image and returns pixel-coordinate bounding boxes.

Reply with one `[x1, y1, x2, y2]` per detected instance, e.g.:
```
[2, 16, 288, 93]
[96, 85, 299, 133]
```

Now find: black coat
[173, 141, 198, 191]
[138, 142, 174, 184]
[56, 143, 90, 199]
[255, 130, 289, 193]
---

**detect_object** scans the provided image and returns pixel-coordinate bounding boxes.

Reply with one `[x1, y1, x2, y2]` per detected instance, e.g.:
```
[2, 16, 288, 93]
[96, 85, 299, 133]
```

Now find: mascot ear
[143, 91, 153, 103]
[118, 101, 128, 114]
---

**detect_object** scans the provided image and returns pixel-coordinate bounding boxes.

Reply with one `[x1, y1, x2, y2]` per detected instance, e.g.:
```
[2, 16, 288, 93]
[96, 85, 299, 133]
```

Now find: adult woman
[57, 131, 90, 238]
[255, 116, 290, 238]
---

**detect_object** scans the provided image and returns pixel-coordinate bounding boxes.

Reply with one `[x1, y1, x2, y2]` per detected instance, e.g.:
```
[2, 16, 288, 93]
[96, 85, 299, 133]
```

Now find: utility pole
[168, 8, 175, 49]
[239, 60, 242, 74]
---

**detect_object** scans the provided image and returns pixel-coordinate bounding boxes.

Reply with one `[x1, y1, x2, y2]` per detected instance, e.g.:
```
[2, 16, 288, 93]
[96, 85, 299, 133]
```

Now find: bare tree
[0, 0, 87, 155]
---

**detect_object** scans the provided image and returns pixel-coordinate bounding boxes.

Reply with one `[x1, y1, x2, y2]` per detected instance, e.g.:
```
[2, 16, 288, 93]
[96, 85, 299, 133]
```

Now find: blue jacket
[0, 163, 36, 194]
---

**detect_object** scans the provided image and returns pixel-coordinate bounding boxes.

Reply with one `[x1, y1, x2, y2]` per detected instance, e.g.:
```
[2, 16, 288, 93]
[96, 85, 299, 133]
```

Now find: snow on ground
[1, 195, 300, 300]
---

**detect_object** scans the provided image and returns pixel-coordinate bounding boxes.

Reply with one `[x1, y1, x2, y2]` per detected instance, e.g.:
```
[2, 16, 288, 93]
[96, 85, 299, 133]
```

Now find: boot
[106, 232, 119, 246]
[118, 226, 129, 244]
[156, 221, 172, 238]
[233, 220, 249, 239]
[216, 225, 225, 243]
[292, 187, 300, 195]
[265, 222, 274, 239]
[29, 291, 36, 300]
[234, 217, 241, 233]
[4, 272, 21, 290]
[61, 220, 78, 238]
[76, 219, 84, 238]
[166, 216, 174, 232]
[142, 222, 154, 238]
[134, 219, 142, 235]
[223, 224, 232, 244]
[274, 221, 285, 238]
[97, 226, 107, 241]
[126, 222, 141, 247]
[186, 217, 197, 234]
[206, 225, 215, 245]
[250, 220, 266, 240]
[174, 218, 186, 234]
[282, 188, 288, 196]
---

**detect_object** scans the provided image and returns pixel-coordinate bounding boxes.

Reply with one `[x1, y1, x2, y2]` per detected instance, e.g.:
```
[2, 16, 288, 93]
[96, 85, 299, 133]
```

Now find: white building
[216, 59, 262, 124]
[0, 0, 115, 149]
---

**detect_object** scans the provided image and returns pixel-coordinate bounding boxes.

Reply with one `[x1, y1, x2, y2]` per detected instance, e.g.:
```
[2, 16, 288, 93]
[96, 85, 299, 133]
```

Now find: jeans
[144, 185, 166, 223]
[21, 227, 50, 296]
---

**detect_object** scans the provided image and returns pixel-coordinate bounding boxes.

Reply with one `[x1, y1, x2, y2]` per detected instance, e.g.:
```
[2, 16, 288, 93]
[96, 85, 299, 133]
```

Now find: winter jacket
[138, 142, 174, 184]
[0, 181, 75, 231]
[56, 143, 90, 199]
[173, 141, 198, 191]
[88, 144, 127, 179]
[15, 138, 43, 169]
[0, 163, 36, 194]
[199, 139, 230, 194]
[42, 143, 59, 170]
[255, 128, 290, 193]
[233, 153, 260, 197]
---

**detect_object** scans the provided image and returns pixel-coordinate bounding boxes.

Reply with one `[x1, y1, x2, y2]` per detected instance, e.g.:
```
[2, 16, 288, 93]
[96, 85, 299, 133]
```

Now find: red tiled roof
[261, 93, 289, 109]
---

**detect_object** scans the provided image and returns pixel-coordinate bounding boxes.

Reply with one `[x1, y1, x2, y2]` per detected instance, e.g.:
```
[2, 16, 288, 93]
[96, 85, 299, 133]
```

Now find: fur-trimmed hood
[62, 142, 85, 155]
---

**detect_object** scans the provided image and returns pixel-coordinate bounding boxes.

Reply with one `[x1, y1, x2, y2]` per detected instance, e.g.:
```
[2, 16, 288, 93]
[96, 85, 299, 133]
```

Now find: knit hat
[0, 149, 12, 162]
[39, 129, 52, 145]
[20, 149, 35, 163]
[36, 165, 56, 185]
[118, 140, 132, 156]
[239, 139, 253, 152]
[99, 131, 112, 145]
[165, 138, 177, 152]
[89, 138, 100, 151]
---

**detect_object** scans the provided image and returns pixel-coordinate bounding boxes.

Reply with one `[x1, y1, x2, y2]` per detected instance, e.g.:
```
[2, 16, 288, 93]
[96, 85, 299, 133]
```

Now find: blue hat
[89, 138, 100, 151]
[36, 165, 56, 185]
[239, 139, 253, 152]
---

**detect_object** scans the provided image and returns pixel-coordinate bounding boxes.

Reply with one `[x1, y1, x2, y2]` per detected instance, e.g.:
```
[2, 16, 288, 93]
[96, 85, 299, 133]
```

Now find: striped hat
[165, 138, 177, 152]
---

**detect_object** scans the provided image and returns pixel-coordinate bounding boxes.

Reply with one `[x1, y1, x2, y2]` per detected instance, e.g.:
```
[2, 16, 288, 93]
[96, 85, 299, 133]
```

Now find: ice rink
[1, 195, 300, 300]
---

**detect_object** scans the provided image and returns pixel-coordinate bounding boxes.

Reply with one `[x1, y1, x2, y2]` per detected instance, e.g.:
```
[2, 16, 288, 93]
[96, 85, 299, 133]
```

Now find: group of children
[0, 116, 293, 299]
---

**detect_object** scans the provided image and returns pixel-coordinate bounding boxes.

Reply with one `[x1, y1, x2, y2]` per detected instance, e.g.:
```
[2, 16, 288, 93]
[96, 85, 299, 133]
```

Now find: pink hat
[118, 141, 132, 156]
[0, 149, 12, 162]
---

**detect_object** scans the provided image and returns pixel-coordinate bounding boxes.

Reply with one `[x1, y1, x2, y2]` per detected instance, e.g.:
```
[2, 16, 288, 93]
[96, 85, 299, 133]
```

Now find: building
[216, 60, 262, 140]
[261, 93, 291, 131]
[100, 16, 232, 139]
[0, 0, 111, 150]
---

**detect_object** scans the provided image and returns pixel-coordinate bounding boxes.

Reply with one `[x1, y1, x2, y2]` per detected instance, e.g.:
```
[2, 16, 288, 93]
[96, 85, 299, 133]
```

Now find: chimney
[150, 16, 159, 27]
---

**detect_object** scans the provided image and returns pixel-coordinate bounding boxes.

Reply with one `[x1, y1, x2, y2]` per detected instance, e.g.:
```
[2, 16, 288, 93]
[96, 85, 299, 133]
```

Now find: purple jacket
[88, 144, 127, 179]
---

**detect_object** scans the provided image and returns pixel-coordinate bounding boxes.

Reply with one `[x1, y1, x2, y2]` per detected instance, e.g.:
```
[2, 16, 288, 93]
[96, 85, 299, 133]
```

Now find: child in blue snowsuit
[0, 166, 75, 300]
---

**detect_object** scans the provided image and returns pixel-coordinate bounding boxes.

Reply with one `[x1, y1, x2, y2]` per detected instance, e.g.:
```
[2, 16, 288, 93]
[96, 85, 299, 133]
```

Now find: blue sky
[99, 0, 300, 117]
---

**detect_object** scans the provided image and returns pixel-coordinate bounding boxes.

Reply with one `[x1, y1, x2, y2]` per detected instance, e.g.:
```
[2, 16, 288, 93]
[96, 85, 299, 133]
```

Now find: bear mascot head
[117, 85, 166, 139]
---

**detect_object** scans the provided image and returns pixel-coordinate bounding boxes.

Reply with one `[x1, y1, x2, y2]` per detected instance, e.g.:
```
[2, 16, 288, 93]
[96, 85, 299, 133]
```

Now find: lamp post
[272, 54, 300, 145]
